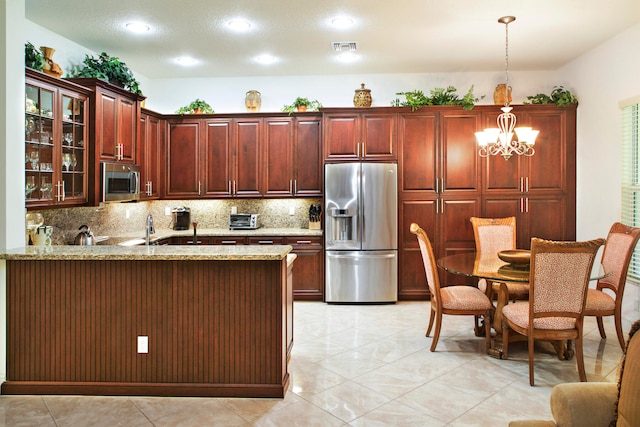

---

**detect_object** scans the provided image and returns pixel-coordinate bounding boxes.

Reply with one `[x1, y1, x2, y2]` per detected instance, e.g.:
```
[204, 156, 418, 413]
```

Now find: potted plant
[66, 51, 142, 95]
[524, 86, 578, 106]
[282, 97, 323, 114]
[25, 42, 45, 71]
[175, 99, 214, 115]
[393, 85, 483, 111]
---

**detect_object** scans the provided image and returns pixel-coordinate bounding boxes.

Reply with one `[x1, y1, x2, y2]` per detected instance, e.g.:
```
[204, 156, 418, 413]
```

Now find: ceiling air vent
[332, 42, 357, 52]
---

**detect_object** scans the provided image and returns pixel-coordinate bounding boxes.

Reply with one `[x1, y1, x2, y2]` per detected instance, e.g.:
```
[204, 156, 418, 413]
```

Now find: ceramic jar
[353, 83, 372, 107]
[493, 84, 512, 105]
[245, 90, 262, 112]
[32, 225, 53, 246]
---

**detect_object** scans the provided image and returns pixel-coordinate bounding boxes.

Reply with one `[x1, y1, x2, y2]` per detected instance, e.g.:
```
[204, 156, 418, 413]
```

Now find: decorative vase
[40, 46, 63, 78]
[493, 84, 512, 105]
[245, 90, 261, 112]
[353, 83, 372, 107]
[296, 105, 307, 112]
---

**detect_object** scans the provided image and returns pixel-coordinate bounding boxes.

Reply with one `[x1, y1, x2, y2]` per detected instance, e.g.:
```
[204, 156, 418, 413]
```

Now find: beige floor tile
[0, 396, 55, 427]
[348, 400, 445, 427]
[44, 395, 153, 427]
[305, 381, 391, 423]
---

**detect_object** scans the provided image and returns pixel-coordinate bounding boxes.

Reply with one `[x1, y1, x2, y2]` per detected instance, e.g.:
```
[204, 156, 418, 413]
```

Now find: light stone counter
[0, 244, 292, 261]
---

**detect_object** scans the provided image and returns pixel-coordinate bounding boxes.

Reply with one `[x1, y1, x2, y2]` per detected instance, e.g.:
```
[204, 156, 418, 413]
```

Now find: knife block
[308, 221, 321, 230]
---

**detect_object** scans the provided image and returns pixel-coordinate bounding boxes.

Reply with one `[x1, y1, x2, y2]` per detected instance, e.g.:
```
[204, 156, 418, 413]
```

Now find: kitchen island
[0, 245, 295, 398]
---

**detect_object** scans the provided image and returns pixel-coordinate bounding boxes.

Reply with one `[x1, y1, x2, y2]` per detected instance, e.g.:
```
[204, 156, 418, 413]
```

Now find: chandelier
[475, 16, 539, 160]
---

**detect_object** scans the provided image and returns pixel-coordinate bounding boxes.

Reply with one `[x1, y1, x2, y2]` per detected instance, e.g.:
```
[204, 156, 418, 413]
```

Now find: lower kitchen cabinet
[285, 237, 324, 301]
[169, 236, 211, 245]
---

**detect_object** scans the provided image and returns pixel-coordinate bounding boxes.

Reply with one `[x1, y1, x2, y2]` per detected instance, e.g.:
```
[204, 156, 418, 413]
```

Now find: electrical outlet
[231, 206, 237, 214]
[125, 209, 130, 219]
[137, 336, 148, 354]
[165, 206, 171, 216]
[289, 207, 295, 215]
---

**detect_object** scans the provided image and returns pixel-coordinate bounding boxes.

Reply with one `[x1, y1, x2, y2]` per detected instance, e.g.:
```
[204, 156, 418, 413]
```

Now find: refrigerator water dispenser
[329, 208, 355, 242]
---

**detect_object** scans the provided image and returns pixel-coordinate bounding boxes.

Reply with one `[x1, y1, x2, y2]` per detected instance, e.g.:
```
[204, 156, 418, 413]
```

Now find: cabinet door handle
[294, 179, 297, 194]
[435, 178, 438, 194]
[289, 180, 293, 194]
[356, 142, 360, 158]
[296, 240, 312, 244]
[61, 181, 65, 201]
[221, 240, 237, 245]
[233, 180, 237, 195]
[258, 240, 274, 244]
[436, 198, 439, 214]
[362, 142, 366, 157]
[441, 178, 445, 194]
[520, 177, 524, 193]
[525, 177, 529, 192]
[525, 197, 529, 213]
[228, 180, 232, 195]
[198, 181, 202, 196]
[55, 181, 63, 202]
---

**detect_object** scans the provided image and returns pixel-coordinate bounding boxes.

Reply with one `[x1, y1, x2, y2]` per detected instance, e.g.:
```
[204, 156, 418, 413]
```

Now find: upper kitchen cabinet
[66, 78, 145, 204]
[263, 114, 323, 197]
[25, 69, 90, 208]
[322, 108, 396, 162]
[138, 109, 164, 200]
[165, 116, 262, 199]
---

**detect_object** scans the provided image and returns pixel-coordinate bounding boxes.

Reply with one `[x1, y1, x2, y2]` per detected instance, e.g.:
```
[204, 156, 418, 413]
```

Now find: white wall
[558, 23, 640, 241]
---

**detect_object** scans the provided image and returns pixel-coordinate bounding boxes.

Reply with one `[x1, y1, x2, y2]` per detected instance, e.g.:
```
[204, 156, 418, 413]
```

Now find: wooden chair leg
[502, 322, 510, 359]
[426, 307, 435, 337]
[430, 311, 443, 352]
[596, 316, 606, 339]
[615, 310, 626, 352]
[528, 334, 535, 386]
[575, 334, 587, 382]
[484, 309, 492, 352]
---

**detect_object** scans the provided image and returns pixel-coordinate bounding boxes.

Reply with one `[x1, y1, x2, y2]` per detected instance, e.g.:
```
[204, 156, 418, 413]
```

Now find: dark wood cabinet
[480, 105, 576, 248]
[285, 236, 324, 301]
[138, 109, 163, 200]
[263, 115, 323, 197]
[25, 69, 91, 208]
[165, 116, 262, 199]
[67, 78, 144, 204]
[169, 236, 211, 245]
[397, 105, 575, 299]
[323, 109, 396, 161]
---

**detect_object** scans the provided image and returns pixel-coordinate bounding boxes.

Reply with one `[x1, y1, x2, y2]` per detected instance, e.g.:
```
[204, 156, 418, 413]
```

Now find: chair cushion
[502, 302, 576, 330]
[440, 286, 492, 311]
[585, 288, 616, 312]
[617, 323, 640, 427]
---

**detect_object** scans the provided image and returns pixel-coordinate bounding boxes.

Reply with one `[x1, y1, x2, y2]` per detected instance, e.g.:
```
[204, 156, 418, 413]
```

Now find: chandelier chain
[504, 20, 509, 107]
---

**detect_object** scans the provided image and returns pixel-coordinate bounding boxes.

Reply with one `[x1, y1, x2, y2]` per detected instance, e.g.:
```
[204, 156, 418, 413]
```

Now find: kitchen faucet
[145, 214, 155, 245]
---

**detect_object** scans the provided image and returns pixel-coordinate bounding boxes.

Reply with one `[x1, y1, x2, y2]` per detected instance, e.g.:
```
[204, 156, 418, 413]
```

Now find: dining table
[437, 251, 608, 359]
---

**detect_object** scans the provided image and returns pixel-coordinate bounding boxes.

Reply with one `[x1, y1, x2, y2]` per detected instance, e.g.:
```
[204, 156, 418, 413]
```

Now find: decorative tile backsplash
[31, 198, 322, 245]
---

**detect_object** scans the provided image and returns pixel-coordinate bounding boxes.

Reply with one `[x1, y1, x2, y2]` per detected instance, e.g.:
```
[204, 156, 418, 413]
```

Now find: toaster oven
[229, 213, 260, 230]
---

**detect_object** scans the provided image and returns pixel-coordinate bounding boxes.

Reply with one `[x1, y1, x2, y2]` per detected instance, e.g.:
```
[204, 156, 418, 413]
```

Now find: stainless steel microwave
[101, 162, 140, 202]
[229, 214, 260, 230]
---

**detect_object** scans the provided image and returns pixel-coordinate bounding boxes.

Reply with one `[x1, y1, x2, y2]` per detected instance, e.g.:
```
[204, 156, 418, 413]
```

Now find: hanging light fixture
[475, 16, 539, 160]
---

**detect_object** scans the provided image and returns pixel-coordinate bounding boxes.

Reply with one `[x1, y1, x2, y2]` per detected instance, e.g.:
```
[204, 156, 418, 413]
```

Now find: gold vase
[493, 84, 512, 105]
[40, 46, 63, 78]
[353, 83, 372, 107]
[245, 90, 261, 112]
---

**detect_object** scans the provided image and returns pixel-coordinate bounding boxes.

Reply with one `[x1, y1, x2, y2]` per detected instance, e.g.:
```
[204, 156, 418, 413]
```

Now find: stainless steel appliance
[101, 162, 140, 202]
[172, 206, 191, 230]
[325, 162, 398, 303]
[229, 213, 260, 230]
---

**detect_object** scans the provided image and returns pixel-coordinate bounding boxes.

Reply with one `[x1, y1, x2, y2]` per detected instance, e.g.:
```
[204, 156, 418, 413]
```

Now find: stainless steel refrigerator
[325, 162, 398, 303]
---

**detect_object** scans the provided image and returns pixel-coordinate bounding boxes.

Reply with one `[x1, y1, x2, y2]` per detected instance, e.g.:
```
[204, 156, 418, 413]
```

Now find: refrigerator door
[325, 250, 398, 303]
[361, 163, 398, 250]
[325, 163, 360, 250]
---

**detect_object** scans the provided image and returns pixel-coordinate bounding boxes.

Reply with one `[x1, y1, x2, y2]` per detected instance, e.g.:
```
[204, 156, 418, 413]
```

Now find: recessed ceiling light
[336, 51, 358, 62]
[228, 19, 251, 31]
[175, 56, 198, 66]
[125, 22, 150, 33]
[331, 17, 354, 28]
[255, 54, 277, 65]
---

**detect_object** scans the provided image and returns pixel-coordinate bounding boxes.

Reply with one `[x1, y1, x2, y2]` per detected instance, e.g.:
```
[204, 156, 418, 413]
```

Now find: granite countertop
[0, 244, 293, 261]
[108, 227, 323, 245]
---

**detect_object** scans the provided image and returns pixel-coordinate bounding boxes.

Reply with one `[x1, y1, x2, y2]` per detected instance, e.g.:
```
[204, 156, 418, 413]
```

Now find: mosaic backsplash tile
[29, 198, 322, 245]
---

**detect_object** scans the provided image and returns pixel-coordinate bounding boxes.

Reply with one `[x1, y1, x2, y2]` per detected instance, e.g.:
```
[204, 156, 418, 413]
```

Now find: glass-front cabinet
[25, 69, 90, 208]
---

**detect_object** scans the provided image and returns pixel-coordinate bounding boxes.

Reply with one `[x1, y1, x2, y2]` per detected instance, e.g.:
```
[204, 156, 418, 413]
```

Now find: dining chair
[501, 237, 605, 386]
[585, 222, 640, 351]
[410, 223, 493, 352]
[469, 216, 529, 300]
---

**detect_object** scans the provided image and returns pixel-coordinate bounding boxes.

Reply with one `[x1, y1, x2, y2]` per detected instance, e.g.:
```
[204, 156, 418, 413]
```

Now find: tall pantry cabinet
[394, 105, 576, 300]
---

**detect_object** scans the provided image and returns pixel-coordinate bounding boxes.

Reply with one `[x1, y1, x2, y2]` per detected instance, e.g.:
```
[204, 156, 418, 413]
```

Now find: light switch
[289, 207, 295, 215]
[165, 206, 171, 216]
[138, 336, 148, 353]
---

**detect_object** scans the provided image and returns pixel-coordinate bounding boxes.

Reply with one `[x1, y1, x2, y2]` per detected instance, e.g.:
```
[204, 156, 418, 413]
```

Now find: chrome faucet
[145, 214, 155, 245]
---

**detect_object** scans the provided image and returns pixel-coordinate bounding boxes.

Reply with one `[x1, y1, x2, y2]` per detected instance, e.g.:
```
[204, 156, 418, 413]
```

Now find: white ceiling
[25, 0, 640, 80]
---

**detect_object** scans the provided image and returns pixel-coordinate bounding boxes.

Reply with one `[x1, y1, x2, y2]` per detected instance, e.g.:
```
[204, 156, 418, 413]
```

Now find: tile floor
[1, 290, 638, 427]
